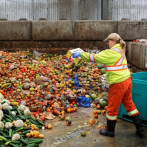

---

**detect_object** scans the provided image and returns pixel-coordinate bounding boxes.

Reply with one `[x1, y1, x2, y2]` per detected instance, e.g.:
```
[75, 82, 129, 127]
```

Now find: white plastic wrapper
[0, 93, 4, 103]
[33, 51, 42, 57]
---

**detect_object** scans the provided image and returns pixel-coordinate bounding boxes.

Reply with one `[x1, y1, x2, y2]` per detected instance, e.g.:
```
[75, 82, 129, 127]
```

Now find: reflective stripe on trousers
[106, 113, 117, 120]
[128, 109, 139, 116]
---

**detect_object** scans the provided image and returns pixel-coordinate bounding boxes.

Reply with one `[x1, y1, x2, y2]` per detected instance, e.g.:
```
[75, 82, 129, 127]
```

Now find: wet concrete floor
[39, 107, 147, 147]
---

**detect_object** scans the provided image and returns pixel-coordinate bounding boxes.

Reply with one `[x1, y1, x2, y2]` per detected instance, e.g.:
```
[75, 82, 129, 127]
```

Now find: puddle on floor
[50, 128, 84, 146]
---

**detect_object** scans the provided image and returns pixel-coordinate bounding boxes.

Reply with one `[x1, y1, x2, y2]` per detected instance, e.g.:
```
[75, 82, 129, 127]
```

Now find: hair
[120, 39, 126, 51]
[115, 38, 126, 51]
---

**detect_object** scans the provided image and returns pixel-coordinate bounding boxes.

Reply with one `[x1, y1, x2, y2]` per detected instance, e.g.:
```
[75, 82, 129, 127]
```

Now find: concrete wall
[1, 20, 147, 41]
[127, 43, 147, 69]
[32, 20, 73, 40]
[0, 21, 31, 40]
[126, 42, 132, 62]
[74, 20, 117, 40]
[118, 21, 147, 40]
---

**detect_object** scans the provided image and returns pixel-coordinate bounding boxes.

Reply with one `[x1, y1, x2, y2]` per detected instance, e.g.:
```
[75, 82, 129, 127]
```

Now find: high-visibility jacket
[80, 43, 130, 85]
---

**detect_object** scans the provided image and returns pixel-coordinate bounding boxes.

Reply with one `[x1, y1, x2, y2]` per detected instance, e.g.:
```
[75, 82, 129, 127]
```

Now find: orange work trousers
[107, 77, 139, 120]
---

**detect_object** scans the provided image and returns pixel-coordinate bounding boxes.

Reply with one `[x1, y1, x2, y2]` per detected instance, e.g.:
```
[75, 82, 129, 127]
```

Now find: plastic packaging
[77, 95, 92, 107]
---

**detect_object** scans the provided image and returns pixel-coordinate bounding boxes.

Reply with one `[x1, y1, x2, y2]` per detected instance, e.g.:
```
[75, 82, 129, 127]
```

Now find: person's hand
[72, 52, 81, 58]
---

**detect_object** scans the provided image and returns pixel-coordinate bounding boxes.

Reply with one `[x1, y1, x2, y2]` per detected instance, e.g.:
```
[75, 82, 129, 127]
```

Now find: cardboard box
[66, 48, 83, 64]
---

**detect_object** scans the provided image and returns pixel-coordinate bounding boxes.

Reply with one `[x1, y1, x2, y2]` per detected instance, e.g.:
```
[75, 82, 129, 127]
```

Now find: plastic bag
[44, 93, 52, 100]
[21, 90, 30, 96]
[33, 51, 42, 57]
[72, 75, 82, 87]
[77, 95, 92, 107]
[40, 76, 48, 82]
[30, 82, 36, 88]
[23, 83, 30, 90]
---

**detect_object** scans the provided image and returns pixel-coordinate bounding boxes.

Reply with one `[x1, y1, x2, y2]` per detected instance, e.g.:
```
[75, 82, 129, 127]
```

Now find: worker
[72, 33, 145, 137]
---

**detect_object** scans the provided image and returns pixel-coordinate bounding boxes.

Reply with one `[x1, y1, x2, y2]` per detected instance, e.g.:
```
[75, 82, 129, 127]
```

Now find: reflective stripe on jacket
[80, 43, 130, 85]
[104, 47, 128, 71]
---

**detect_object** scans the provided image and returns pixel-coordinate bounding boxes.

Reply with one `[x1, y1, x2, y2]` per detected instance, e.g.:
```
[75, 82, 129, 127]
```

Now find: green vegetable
[8, 109, 12, 115]
[81, 131, 86, 137]
[5, 114, 13, 121]
[100, 101, 107, 108]
[48, 54, 53, 57]
[11, 140, 21, 144]
[5, 140, 12, 146]
[2, 120, 6, 124]
[1, 101, 6, 104]
[15, 117, 21, 120]
[26, 144, 39, 147]
[5, 118, 12, 122]
[0, 135, 7, 142]
[100, 68, 105, 74]
[36, 119, 45, 126]
[28, 116, 36, 121]
[36, 125, 44, 129]
[28, 139, 43, 144]
[16, 127, 23, 132]
[10, 108, 17, 111]
[16, 108, 22, 115]
[19, 143, 23, 147]
[5, 136, 12, 139]
[18, 115, 28, 119]
[8, 143, 18, 147]
[29, 119, 38, 125]
[23, 127, 32, 130]
[0, 131, 6, 136]
[9, 129, 12, 137]
[20, 139, 29, 145]
[21, 130, 30, 135]
[11, 130, 15, 136]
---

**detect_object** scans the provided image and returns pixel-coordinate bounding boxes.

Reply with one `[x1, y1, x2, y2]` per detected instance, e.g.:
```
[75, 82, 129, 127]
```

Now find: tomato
[42, 102, 45, 106]
[21, 69, 25, 73]
[2, 92, 5, 95]
[29, 77, 33, 80]
[19, 66, 23, 69]
[30, 97, 34, 101]
[45, 124, 48, 129]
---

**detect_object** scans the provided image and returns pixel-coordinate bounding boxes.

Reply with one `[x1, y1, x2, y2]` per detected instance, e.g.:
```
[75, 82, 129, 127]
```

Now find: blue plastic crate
[118, 72, 147, 126]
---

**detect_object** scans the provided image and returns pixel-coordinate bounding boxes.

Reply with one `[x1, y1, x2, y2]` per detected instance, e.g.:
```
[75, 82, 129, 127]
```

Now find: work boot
[132, 115, 146, 138]
[100, 119, 116, 137]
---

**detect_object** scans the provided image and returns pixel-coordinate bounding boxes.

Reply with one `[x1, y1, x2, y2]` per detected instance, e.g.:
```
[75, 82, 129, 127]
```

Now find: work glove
[72, 52, 81, 58]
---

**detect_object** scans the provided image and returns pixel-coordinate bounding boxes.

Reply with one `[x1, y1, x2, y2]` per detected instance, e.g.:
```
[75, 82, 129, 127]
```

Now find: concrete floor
[39, 107, 147, 147]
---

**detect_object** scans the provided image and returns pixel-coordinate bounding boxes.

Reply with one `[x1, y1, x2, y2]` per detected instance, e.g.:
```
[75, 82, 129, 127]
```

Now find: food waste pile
[0, 50, 114, 146]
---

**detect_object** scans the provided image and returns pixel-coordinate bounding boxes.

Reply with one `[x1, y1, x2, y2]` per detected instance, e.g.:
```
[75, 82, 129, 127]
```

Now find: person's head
[103, 33, 126, 50]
